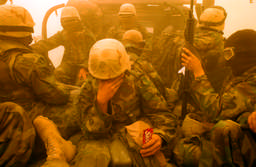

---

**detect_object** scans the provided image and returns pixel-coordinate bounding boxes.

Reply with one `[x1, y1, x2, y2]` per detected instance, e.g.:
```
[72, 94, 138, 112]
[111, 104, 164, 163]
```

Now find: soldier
[71, 38, 177, 167]
[0, 5, 77, 167]
[160, 6, 241, 166]
[67, 0, 104, 40]
[122, 29, 168, 100]
[106, 3, 150, 41]
[193, 6, 231, 93]
[181, 29, 256, 166]
[31, 6, 96, 86]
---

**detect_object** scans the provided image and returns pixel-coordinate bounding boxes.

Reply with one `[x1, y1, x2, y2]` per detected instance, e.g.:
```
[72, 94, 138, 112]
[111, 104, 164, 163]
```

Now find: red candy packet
[143, 128, 153, 144]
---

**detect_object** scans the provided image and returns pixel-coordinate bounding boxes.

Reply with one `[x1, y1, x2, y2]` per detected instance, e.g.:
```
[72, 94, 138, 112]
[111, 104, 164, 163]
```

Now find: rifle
[181, 0, 195, 120]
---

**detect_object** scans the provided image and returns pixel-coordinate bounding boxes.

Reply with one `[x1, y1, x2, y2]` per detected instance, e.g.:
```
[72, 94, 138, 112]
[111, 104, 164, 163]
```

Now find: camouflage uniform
[193, 27, 231, 93]
[126, 45, 168, 100]
[189, 66, 256, 166]
[163, 28, 232, 166]
[31, 28, 96, 85]
[0, 102, 35, 167]
[0, 39, 82, 138]
[152, 28, 185, 88]
[72, 63, 177, 167]
[191, 66, 256, 123]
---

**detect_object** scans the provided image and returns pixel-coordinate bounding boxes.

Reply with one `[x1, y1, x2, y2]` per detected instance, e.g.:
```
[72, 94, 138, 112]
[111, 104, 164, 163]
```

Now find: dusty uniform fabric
[31, 28, 96, 85]
[72, 63, 177, 167]
[193, 27, 231, 93]
[0, 39, 81, 166]
[0, 39, 81, 138]
[163, 28, 238, 166]
[0, 39, 70, 115]
[128, 48, 167, 100]
[152, 29, 185, 88]
[0, 102, 35, 167]
[0, 39, 70, 112]
[190, 66, 256, 166]
[191, 66, 256, 123]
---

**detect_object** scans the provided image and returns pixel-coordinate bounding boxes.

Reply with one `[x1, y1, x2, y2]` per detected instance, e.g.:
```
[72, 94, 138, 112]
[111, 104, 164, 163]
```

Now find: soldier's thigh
[72, 139, 111, 167]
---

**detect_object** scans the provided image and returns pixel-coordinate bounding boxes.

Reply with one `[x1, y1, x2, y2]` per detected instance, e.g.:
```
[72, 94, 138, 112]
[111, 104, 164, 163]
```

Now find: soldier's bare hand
[181, 48, 205, 78]
[97, 74, 124, 113]
[248, 111, 256, 133]
[140, 134, 162, 157]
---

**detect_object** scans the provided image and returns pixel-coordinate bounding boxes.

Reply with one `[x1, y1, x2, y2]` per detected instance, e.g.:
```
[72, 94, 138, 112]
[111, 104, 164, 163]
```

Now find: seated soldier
[181, 29, 256, 166]
[121, 29, 168, 100]
[71, 38, 177, 167]
[31, 6, 96, 86]
[0, 5, 77, 167]
[106, 3, 150, 41]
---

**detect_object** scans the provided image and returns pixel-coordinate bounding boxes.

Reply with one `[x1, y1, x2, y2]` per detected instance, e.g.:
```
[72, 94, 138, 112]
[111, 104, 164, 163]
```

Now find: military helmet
[61, 6, 81, 21]
[199, 6, 227, 31]
[61, 6, 83, 31]
[88, 38, 131, 80]
[0, 5, 34, 38]
[122, 30, 143, 43]
[67, 0, 103, 19]
[118, 3, 136, 16]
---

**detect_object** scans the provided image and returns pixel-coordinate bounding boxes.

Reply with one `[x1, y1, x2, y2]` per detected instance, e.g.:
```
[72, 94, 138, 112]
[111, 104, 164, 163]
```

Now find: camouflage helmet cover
[122, 29, 144, 43]
[88, 38, 131, 80]
[0, 5, 34, 38]
[199, 6, 227, 31]
[118, 3, 136, 16]
[61, 6, 81, 21]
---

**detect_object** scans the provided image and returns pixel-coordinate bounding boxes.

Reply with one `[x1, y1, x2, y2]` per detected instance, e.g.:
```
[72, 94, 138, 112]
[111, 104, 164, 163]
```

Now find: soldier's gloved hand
[248, 111, 256, 133]
[140, 134, 162, 157]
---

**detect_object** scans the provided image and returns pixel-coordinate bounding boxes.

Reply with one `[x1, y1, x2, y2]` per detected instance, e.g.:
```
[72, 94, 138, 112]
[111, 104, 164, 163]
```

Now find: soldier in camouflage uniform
[181, 29, 256, 166]
[31, 6, 96, 86]
[106, 3, 150, 42]
[193, 6, 231, 93]
[163, 6, 238, 167]
[0, 5, 79, 167]
[67, 0, 105, 40]
[71, 39, 177, 167]
[152, 25, 185, 88]
[121, 29, 168, 100]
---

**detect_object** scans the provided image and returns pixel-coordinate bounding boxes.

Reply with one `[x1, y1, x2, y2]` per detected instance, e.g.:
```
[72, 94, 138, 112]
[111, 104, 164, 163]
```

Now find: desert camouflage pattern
[189, 66, 256, 166]
[31, 28, 96, 85]
[74, 62, 177, 166]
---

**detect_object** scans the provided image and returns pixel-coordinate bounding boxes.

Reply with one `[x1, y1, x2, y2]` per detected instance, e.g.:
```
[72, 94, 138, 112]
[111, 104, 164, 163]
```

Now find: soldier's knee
[211, 120, 242, 141]
[173, 138, 201, 167]
[0, 102, 24, 112]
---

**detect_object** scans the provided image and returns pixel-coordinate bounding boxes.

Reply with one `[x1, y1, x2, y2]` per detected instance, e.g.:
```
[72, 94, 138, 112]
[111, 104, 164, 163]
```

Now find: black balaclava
[225, 29, 256, 76]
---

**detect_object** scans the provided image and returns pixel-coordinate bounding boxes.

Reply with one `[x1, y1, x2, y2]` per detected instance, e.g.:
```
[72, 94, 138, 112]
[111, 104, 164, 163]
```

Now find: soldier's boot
[33, 116, 76, 162]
